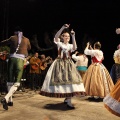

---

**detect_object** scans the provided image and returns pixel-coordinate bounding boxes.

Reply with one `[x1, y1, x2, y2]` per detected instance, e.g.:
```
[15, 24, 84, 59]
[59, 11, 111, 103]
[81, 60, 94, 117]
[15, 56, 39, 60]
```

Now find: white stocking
[5, 82, 20, 103]
[64, 98, 68, 103]
[67, 98, 73, 106]
[7, 82, 14, 102]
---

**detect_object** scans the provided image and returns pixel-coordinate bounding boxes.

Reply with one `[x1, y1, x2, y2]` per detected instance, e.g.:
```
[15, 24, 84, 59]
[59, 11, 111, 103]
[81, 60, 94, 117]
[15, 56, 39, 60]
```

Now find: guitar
[40, 62, 48, 70]
[31, 56, 53, 70]
[31, 64, 40, 70]
[40, 57, 53, 70]
[31, 59, 41, 70]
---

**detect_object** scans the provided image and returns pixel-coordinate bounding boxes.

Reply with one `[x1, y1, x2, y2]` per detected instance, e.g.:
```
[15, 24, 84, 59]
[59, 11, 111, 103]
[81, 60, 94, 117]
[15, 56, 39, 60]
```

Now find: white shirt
[114, 49, 120, 58]
[84, 48, 103, 61]
[72, 54, 88, 67]
[54, 40, 76, 58]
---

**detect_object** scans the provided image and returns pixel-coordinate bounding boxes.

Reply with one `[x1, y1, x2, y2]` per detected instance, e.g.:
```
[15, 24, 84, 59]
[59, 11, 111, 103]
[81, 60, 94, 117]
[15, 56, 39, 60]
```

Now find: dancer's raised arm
[54, 24, 70, 42]
[71, 29, 77, 50]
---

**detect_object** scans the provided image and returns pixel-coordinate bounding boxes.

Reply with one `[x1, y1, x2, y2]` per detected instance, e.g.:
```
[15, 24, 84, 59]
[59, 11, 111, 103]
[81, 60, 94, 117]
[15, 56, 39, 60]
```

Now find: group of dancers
[40, 24, 120, 117]
[0, 24, 120, 117]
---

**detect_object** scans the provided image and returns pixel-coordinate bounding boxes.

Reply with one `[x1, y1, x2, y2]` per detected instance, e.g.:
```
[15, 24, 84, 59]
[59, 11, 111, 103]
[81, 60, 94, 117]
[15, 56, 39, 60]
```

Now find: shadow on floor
[44, 102, 75, 111]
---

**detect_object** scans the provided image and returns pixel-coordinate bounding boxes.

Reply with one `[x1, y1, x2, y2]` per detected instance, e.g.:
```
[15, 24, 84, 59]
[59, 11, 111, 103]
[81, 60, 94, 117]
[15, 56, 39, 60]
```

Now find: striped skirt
[83, 63, 114, 97]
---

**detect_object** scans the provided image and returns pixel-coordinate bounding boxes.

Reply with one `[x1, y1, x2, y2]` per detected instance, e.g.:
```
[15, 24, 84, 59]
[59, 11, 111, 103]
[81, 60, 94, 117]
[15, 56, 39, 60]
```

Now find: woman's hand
[71, 29, 75, 36]
[116, 28, 120, 34]
[89, 45, 93, 50]
[87, 42, 90, 47]
[63, 24, 70, 28]
[75, 51, 79, 54]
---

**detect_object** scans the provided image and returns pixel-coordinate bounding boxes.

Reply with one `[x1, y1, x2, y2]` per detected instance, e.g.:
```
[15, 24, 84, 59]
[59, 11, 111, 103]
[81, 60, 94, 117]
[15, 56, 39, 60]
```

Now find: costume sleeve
[72, 54, 79, 61]
[54, 38, 62, 48]
[69, 44, 76, 52]
[84, 48, 95, 56]
[54, 38, 60, 44]
[84, 48, 103, 60]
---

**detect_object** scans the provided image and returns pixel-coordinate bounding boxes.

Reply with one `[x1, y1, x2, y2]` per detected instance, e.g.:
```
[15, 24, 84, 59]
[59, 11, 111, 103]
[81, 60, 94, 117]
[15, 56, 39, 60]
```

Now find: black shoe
[7, 102, 13, 106]
[64, 99, 68, 104]
[88, 96, 95, 101]
[1, 98, 8, 110]
[95, 97, 103, 102]
[67, 104, 75, 109]
[64, 101, 67, 104]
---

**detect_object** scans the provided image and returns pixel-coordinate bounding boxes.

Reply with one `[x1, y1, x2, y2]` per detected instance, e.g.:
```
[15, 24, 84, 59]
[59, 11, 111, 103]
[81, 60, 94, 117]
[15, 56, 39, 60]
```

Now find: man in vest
[0, 26, 31, 110]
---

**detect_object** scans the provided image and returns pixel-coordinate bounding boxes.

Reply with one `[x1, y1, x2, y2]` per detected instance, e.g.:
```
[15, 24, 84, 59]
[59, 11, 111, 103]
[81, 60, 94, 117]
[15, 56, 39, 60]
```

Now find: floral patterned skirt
[40, 58, 85, 98]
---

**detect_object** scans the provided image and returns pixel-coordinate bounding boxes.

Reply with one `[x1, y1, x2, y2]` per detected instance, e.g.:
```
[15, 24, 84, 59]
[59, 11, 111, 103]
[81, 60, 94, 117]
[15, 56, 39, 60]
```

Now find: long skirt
[103, 79, 120, 117]
[83, 63, 114, 97]
[40, 58, 85, 98]
[110, 63, 120, 84]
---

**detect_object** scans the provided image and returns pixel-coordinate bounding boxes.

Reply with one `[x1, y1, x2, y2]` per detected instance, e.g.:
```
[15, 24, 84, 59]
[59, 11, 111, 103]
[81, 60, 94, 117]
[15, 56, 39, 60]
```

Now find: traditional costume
[103, 79, 120, 117]
[72, 53, 88, 79]
[40, 41, 85, 97]
[110, 45, 120, 84]
[0, 28, 31, 110]
[83, 44, 114, 98]
[40, 24, 85, 109]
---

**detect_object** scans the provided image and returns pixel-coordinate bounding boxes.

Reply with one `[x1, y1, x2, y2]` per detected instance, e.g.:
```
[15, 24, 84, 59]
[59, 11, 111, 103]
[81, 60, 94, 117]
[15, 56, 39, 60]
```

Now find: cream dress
[40, 41, 85, 97]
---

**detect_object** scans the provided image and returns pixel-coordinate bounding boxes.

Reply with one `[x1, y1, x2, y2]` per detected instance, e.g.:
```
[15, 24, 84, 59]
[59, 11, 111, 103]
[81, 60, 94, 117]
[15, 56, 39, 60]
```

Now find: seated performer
[29, 52, 41, 90]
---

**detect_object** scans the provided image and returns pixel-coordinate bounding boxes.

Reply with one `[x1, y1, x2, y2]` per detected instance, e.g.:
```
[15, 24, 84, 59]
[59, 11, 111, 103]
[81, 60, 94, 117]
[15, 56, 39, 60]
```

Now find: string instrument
[31, 59, 41, 70]
[40, 57, 53, 70]
[0, 51, 9, 60]
[31, 56, 53, 70]
[31, 64, 40, 70]
[40, 62, 48, 70]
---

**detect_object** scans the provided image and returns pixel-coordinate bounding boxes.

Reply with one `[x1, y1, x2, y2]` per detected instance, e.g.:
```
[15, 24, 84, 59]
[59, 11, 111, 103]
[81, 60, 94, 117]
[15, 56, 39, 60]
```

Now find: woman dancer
[72, 50, 88, 79]
[103, 28, 120, 117]
[110, 44, 120, 84]
[40, 24, 85, 109]
[83, 42, 114, 101]
[103, 79, 120, 117]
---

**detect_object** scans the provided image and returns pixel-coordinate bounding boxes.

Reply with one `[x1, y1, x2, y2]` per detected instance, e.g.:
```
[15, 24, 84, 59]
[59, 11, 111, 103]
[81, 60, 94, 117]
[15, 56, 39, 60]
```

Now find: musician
[0, 50, 9, 61]
[29, 52, 41, 90]
[39, 55, 53, 87]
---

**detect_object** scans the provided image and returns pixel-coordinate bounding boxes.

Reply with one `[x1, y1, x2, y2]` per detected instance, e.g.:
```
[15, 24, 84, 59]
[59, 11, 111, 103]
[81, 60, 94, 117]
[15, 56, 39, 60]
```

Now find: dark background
[0, 0, 120, 71]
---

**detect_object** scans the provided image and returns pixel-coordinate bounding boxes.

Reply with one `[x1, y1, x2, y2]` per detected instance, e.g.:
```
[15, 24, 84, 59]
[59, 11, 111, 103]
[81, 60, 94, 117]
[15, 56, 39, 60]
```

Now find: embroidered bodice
[92, 56, 102, 63]
[54, 41, 75, 59]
